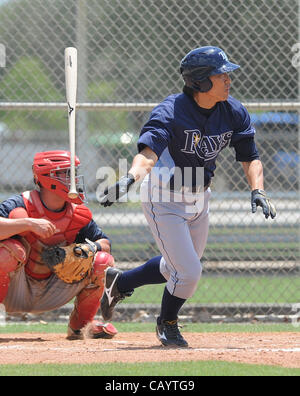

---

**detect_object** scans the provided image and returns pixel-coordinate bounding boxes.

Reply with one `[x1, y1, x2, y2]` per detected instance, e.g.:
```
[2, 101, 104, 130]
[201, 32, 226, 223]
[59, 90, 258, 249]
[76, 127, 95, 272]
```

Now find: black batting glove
[251, 189, 276, 219]
[99, 174, 135, 207]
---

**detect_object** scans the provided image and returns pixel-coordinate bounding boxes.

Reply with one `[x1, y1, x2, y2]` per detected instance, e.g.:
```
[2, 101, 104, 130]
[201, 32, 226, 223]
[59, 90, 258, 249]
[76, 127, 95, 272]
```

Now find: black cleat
[156, 318, 189, 348]
[101, 267, 133, 321]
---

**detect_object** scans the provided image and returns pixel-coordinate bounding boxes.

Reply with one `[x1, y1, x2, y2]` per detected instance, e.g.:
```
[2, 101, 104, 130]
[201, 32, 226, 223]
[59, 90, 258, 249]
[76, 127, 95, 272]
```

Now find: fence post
[0, 43, 6, 68]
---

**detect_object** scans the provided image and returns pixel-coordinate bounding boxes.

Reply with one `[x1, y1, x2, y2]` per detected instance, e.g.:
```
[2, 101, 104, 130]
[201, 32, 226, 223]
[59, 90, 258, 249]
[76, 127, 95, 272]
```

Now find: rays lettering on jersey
[181, 129, 233, 161]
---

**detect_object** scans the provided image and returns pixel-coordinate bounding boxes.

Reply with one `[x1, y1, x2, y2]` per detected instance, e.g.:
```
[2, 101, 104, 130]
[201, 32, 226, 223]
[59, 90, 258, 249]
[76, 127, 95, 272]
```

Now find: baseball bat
[65, 47, 78, 200]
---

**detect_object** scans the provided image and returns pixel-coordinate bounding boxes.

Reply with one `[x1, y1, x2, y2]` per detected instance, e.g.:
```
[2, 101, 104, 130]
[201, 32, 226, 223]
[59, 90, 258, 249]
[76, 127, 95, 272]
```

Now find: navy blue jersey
[0, 194, 110, 244]
[138, 93, 259, 187]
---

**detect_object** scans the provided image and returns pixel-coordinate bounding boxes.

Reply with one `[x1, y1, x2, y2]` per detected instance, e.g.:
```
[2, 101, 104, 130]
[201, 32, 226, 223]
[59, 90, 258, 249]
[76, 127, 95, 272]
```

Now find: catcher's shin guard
[0, 270, 10, 303]
[68, 286, 103, 331]
[91, 251, 115, 288]
[68, 252, 115, 332]
[0, 238, 28, 303]
[0, 238, 27, 272]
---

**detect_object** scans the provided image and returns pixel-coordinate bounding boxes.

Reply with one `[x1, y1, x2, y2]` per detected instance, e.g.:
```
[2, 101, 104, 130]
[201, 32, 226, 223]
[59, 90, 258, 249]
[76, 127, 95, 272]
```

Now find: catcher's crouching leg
[67, 252, 118, 340]
[0, 238, 27, 303]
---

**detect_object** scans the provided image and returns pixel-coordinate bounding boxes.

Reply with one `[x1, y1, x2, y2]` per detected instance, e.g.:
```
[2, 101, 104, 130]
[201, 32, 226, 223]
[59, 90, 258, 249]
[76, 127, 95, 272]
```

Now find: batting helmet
[32, 151, 86, 204]
[180, 46, 240, 92]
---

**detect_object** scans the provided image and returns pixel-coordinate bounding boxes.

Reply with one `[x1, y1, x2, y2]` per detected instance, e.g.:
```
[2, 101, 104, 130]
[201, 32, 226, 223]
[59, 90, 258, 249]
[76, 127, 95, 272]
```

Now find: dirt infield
[0, 332, 299, 368]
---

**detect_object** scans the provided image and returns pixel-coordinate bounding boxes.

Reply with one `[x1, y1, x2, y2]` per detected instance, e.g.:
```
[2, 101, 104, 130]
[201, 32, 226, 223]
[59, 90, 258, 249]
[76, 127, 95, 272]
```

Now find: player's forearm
[242, 159, 264, 191]
[0, 218, 32, 240]
[100, 147, 158, 207]
[129, 147, 158, 182]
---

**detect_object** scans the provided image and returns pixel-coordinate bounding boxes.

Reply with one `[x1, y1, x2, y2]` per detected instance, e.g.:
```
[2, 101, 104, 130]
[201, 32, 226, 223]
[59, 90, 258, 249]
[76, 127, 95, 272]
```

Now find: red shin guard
[69, 286, 102, 331]
[69, 252, 115, 331]
[0, 238, 27, 303]
[0, 270, 10, 304]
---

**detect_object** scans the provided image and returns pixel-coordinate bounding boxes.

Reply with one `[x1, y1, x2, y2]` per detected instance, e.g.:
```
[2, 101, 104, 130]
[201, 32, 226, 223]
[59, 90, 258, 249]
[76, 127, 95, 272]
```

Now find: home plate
[111, 341, 129, 344]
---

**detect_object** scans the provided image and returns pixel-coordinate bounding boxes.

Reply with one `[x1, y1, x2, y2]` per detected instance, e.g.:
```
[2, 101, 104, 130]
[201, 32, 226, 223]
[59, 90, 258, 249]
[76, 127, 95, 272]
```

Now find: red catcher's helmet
[32, 151, 86, 204]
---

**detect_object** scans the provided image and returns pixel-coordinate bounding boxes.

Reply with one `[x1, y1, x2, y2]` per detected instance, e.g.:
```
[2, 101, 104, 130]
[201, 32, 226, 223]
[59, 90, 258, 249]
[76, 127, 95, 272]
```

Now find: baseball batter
[0, 150, 117, 339]
[100, 46, 276, 347]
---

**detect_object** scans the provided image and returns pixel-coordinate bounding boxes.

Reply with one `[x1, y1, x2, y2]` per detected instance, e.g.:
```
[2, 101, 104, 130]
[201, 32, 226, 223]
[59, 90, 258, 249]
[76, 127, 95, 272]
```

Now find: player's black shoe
[156, 318, 189, 348]
[101, 267, 133, 321]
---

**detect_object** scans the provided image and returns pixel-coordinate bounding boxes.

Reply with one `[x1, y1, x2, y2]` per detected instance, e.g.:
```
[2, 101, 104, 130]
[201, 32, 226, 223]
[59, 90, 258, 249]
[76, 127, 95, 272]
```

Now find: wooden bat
[65, 47, 78, 200]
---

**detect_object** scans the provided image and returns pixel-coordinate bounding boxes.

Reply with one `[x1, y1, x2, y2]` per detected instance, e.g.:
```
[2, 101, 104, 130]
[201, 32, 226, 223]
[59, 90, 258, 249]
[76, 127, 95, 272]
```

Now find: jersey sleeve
[0, 195, 26, 218]
[228, 99, 256, 144]
[138, 102, 173, 158]
[75, 219, 111, 245]
[227, 98, 259, 161]
[232, 137, 260, 162]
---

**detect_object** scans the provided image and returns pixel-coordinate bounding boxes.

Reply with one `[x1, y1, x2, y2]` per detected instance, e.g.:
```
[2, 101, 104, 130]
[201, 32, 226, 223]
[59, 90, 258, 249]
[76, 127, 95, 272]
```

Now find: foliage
[0, 0, 297, 102]
[87, 81, 131, 133]
[0, 57, 65, 131]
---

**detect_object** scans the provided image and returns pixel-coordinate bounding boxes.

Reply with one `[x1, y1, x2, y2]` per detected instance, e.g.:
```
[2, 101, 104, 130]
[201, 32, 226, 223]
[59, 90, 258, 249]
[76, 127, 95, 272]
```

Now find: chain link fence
[0, 0, 299, 320]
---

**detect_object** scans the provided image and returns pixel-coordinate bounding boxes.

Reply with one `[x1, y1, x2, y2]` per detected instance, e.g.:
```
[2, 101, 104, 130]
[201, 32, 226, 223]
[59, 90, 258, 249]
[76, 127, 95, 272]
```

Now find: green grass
[0, 322, 299, 334]
[0, 361, 299, 376]
[111, 242, 299, 261]
[105, 226, 299, 237]
[124, 276, 300, 304]
[105, 224, 300, 261]
[207, 227, 299, 236]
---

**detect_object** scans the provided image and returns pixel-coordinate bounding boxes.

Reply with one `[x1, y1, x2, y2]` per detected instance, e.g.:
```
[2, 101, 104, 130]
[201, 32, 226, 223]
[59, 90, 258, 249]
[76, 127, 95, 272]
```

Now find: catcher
[0, 150, 117, 340]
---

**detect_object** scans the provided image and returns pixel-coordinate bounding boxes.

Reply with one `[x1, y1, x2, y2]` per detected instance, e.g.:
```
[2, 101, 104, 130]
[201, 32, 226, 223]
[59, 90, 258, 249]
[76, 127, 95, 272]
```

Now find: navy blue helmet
[180, 46, 240, 92]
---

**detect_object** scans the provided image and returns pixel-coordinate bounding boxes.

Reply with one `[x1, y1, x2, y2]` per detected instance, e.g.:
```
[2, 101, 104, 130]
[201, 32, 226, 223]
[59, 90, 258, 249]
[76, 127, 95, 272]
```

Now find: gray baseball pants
[140, 183, 211, 299]
[3, 267, 86, 314]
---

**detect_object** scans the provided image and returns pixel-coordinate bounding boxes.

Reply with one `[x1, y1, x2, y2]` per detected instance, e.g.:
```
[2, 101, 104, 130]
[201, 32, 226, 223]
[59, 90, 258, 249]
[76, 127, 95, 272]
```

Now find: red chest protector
[21, 190, 92, 279]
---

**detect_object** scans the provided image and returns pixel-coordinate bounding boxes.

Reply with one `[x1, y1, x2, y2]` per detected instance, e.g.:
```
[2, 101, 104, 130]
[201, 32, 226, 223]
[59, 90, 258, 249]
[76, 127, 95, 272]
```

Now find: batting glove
[251, 189, 276, 219]
[99, 174, 135, 207]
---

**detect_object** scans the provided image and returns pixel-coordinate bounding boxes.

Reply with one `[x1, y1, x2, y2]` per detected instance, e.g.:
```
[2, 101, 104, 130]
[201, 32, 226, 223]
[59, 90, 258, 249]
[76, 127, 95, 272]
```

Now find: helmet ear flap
[193, 77, 213, 93]
[181, 65, 214, 93]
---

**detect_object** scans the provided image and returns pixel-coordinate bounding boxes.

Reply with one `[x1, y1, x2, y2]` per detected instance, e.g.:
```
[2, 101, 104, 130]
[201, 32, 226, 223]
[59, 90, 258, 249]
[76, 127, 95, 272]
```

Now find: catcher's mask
[180, 46, 240, 93]
[32, 151, 87, 204]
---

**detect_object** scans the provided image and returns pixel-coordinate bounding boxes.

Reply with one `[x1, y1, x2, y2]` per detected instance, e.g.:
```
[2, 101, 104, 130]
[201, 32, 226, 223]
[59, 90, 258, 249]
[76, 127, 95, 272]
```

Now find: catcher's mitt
[41, 239, 98, 284]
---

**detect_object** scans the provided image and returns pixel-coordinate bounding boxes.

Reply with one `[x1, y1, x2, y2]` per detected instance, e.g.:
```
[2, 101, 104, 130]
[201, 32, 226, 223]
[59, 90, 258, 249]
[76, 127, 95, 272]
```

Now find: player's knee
[179, 259, 202, 298]
[92, 252, 115, 278]
[185, 258, 203, 283]
[187, 281, 200, 299]
[0, 238, 27, 273]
